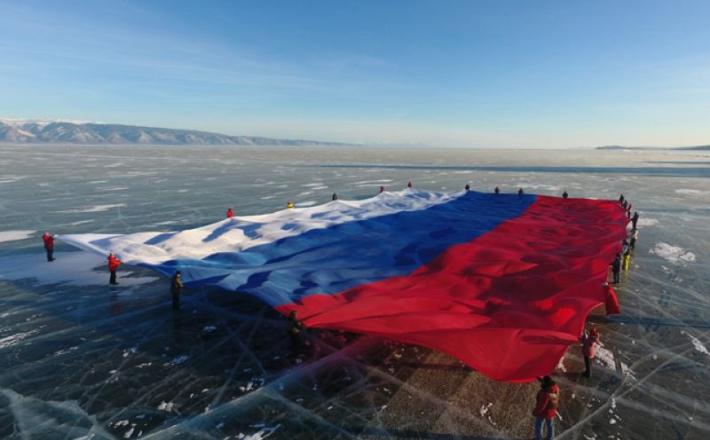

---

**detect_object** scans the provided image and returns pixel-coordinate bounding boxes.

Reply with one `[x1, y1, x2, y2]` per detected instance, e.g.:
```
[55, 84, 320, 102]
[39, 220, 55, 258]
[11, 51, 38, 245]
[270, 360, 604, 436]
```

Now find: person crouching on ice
[580, 326, 600, 378]
[532, 376, 560, 440]
[42, 231, 55, 262]
[107, 252, 121, 285]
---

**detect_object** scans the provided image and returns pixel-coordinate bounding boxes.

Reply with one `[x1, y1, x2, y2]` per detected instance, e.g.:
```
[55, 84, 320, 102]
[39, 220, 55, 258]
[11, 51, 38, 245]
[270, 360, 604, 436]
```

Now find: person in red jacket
[42, 232, 55, 262]
[107, 252, 121, 285]
[532, 376, 560, 440]
[580, 326, 600, 378]
[226, 208, 234, 218]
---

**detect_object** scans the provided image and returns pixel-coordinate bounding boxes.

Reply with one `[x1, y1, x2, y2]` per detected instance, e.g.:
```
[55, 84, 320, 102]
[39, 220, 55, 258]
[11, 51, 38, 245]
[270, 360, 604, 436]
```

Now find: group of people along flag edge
[41, 182, 640, 388]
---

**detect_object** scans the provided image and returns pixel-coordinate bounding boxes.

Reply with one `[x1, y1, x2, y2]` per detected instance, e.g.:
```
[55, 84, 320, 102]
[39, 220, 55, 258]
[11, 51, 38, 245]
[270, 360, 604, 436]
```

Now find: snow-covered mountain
[0, 119, 354, 146]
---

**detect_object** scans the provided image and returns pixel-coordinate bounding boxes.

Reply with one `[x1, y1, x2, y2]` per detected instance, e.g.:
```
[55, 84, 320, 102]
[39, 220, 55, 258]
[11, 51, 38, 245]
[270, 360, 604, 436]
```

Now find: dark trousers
[110, 270, 117, 284]
[584, 356, 591, 377]
[613, 270, 620, 283]
[171, 290, 181, 310]
[45, 248, 54, 262]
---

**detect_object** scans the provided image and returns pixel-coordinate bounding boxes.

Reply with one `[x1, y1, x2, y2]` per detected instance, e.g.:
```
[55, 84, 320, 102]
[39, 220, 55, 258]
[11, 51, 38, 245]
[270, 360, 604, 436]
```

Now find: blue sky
[1, 0, 710, 147]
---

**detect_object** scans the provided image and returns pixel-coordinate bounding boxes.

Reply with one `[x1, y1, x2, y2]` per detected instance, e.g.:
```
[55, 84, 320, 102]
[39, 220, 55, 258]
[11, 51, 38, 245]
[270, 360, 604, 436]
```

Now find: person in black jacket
[170, 271, 183, 310]
[611, 253, 622, 284]
[288, 311, 305, 350]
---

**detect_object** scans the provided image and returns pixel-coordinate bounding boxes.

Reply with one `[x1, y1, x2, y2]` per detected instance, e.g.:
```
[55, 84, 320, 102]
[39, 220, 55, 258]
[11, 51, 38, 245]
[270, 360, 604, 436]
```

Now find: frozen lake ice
[1, 145, 709, 439]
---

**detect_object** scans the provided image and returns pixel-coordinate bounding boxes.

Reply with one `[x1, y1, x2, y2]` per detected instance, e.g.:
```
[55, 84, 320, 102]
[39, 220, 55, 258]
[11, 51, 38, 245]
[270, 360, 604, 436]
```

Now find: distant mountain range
[0, 119, 355, 146]
[595, 145, 710, 151]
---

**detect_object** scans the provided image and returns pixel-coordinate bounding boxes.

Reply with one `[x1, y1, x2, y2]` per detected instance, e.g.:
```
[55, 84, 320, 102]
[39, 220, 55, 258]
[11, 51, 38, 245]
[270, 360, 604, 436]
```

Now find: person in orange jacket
[532, 376, 560, 440]
[580, 326, 600, 378]
[42, 232, 55, 262]
[226, 208, 234, 218]
[107, 252, 121, 285]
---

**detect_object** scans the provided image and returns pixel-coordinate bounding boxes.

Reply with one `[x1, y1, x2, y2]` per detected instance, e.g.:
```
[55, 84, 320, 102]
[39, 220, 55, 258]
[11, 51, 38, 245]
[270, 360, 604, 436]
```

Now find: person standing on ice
[619, 194, 625, 204]
[611, 253, 621, 284]
[107, 252, 121, 285]
[580, 326, 600, 378]
[532, 376, 560, 440]
[407, 181, 413, 188]
[631, 211, 639, 229]
[42, 232, 55, 262]
[621, 239, 629, 256]
[332, 193, 338, 201]
[170, 271, 183, 310]
[630, 228, 638, 251]
[226, 208, 234, 218]
[622, 247, 631, 271]
[379, 186, 385, 193]
[288, 310, 304, 349]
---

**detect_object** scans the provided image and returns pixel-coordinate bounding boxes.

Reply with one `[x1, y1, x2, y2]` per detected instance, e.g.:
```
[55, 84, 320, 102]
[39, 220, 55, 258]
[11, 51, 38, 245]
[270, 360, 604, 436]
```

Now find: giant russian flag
[61, 189, 628, 381]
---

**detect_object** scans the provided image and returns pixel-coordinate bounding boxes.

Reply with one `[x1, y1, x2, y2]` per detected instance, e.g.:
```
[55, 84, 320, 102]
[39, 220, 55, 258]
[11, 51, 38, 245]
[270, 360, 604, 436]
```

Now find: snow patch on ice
[0, 230, 35, 243]
[69, 220, 95, 226]
[164, 355, 189, 367]
[98, 186, 129, 192]
[675, 189, 708, 195]
[353, 179, 393, 185]
[635, 218, 658, 227]
[0, 175, 27, 184]
[57, 204, 126, 213]
[649, 242, 696, 264]
[0, 330, 39, 349]
[239, 424, 281, 439]
[594, 344, 635, 379]
[157, 401, 178, 412]
[681, 331, 709, 355]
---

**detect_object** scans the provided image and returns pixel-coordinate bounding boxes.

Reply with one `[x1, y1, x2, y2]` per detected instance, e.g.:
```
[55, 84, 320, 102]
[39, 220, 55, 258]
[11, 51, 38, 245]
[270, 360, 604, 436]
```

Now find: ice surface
[1, 145, 709, 439]
[0, 251, 158, 286]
